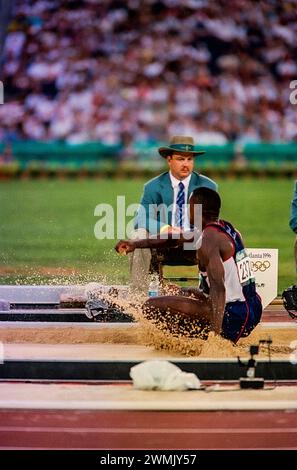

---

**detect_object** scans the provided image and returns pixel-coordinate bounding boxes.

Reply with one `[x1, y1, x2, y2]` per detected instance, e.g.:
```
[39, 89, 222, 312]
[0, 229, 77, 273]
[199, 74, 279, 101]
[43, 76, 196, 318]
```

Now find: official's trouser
[294, 237, 297, 273]
[129, 228, 152, 292]
[129, 228, 199, 292]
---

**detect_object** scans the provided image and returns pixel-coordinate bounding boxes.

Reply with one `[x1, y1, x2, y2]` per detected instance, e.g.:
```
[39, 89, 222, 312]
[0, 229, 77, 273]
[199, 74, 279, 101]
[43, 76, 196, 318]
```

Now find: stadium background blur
[0, 0, 296, 293]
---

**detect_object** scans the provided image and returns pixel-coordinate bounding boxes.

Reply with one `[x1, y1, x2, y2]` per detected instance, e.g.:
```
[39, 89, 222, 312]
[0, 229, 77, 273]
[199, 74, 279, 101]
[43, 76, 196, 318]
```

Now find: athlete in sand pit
[116, 187, 262, 343]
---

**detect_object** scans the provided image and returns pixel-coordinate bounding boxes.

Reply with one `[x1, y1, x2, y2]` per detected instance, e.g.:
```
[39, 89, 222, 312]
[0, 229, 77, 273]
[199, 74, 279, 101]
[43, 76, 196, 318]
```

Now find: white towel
[130, 360, 201, 391]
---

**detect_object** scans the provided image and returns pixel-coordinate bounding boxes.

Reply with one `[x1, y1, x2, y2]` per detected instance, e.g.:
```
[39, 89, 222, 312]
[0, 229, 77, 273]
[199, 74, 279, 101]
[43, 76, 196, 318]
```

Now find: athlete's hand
[115, 240, 135, 255]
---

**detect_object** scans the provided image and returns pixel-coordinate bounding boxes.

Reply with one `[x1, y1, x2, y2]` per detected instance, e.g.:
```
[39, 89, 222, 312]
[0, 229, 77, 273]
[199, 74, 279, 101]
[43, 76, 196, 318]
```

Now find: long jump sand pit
[1, 285, 296, 357]
[0, 322, 296, 358]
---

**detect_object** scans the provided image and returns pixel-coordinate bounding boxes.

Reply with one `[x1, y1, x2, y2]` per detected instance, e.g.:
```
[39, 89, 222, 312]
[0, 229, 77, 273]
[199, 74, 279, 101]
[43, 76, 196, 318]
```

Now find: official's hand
[168, 226, 183, 234]
[160, 225, 183, 235]
[115, 240, 135, 255]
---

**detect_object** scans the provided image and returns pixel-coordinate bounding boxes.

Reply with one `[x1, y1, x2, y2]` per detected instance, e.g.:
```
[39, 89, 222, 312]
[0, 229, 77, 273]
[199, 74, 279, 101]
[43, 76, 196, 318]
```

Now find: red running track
[261, 309, 296, 323]
[0, 409, 297, 449]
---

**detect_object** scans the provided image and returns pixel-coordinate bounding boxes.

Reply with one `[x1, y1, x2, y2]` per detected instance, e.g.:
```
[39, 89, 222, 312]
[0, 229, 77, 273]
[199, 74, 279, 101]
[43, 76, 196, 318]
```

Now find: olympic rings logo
[251, 260, 271, 272]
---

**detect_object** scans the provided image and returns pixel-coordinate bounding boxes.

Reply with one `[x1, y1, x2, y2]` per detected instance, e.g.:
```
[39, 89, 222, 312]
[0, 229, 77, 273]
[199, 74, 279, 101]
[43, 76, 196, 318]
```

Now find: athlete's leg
[142, 294, 212, 336]
[180, 287, 209, 301]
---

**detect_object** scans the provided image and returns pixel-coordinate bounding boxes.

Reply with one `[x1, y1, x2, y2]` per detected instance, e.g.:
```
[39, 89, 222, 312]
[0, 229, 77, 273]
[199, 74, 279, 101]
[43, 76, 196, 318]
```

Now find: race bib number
[236, 249, 254, 284]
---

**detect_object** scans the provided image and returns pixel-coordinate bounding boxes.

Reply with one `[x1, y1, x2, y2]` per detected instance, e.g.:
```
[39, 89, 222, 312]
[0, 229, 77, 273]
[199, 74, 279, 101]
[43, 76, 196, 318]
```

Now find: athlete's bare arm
[198, 229, 228, 334]
[115, 232, 194, 254]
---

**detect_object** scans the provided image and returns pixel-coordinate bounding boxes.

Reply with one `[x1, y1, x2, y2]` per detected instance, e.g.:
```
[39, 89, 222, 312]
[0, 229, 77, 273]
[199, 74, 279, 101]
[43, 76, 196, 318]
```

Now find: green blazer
[290, 180, 297, 234]
[134, 171, 218, 234]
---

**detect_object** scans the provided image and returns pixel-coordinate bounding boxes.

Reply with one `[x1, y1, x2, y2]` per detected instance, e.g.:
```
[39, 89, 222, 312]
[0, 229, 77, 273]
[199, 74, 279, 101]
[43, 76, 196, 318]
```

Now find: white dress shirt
[169, 172, 191, 230]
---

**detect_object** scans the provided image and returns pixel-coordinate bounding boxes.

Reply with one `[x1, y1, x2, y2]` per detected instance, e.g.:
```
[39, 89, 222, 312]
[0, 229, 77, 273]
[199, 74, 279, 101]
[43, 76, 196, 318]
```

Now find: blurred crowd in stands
[0, 0, 297, 153]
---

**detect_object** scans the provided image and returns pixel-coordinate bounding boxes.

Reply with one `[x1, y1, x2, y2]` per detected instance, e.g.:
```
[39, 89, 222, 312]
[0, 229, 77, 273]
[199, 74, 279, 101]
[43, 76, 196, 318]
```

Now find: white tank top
[223, 257, 245, 303]
[201, 256, 245, 303]
[200, 220, 255, 304]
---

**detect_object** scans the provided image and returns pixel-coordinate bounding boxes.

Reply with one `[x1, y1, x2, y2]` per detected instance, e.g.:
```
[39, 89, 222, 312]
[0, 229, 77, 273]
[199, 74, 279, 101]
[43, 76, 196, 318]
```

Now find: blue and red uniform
[200, 220, 263, 343]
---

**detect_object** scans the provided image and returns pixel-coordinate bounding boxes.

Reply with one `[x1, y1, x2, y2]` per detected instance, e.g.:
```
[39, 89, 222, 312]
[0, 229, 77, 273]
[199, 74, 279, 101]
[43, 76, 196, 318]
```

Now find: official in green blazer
[130, 136, 218, 291]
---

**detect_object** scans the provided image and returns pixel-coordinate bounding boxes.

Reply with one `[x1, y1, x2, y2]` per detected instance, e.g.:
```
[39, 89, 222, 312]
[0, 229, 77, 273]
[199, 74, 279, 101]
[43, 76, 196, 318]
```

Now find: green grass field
[0, 178, 296, 293]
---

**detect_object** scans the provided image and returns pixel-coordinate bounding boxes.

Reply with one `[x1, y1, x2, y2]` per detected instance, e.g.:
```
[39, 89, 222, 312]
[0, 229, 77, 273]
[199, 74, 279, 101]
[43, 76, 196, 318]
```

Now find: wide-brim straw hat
[158, 136, 205, 158]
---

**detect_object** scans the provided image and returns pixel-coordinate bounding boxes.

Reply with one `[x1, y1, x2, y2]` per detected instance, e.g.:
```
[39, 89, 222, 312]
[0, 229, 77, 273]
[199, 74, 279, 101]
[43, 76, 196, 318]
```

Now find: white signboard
[246, 248, 278, 308]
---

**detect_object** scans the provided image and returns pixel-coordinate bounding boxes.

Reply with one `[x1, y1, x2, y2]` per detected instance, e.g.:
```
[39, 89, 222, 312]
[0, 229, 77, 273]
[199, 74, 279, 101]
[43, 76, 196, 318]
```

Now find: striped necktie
[175, 181, 185, 228]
